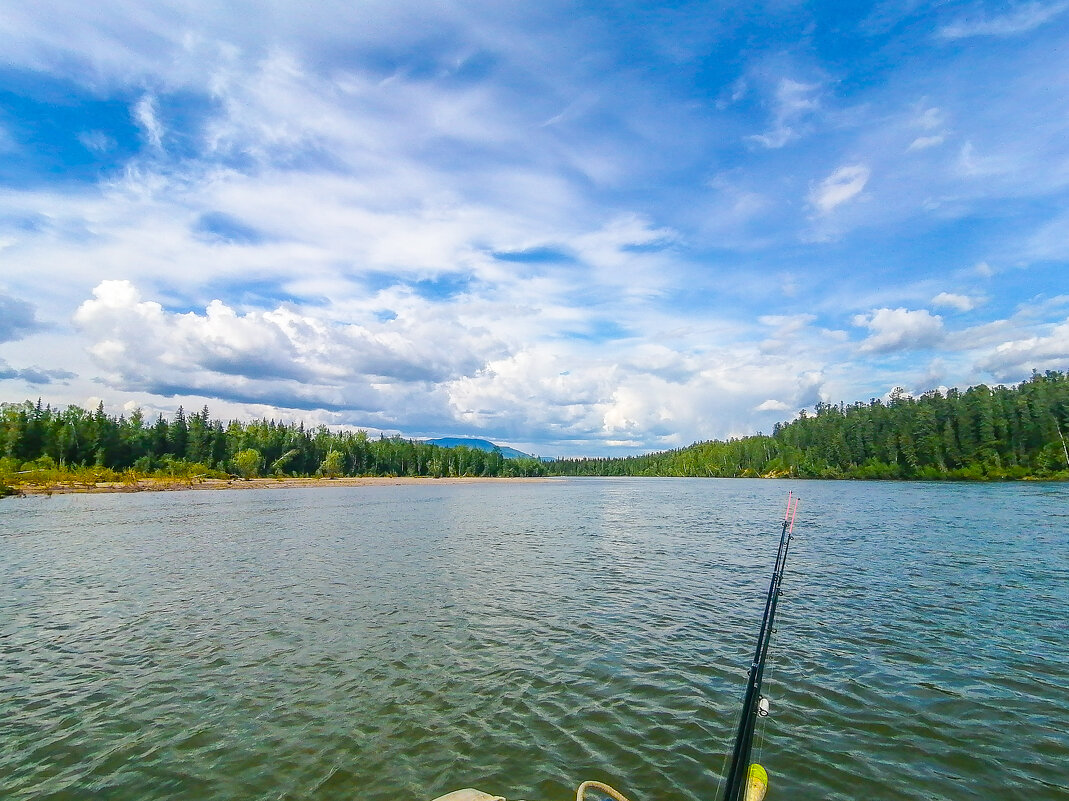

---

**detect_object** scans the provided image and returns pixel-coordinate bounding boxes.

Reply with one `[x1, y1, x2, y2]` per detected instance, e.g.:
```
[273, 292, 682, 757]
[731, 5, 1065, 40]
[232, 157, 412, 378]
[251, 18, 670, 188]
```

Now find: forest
[0, 402, 547, 490]
[2, 370, 1068, 491]
[553, 370, 1069, 480]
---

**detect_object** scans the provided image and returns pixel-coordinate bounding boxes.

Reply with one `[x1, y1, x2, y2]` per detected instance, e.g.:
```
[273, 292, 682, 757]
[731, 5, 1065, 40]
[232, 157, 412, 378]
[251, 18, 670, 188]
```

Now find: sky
[2, 1, 1069, 456]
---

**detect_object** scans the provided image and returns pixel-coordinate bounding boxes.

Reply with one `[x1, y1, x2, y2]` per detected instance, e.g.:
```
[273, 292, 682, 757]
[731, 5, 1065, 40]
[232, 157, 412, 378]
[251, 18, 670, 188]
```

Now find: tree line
[552, 371, 1069, 480]
[0, 403, 547, 486]
[3, 370, 1068, 489]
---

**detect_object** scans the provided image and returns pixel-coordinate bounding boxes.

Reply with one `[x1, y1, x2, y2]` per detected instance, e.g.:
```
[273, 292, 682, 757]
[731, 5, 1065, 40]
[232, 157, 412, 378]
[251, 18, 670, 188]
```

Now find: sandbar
[8, 475, 552, 496]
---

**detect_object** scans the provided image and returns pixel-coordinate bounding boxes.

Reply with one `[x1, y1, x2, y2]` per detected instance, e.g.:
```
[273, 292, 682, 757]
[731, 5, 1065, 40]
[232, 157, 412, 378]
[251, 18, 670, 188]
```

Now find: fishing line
[754, 645, 779, 771]
[713, 739, 730, 800]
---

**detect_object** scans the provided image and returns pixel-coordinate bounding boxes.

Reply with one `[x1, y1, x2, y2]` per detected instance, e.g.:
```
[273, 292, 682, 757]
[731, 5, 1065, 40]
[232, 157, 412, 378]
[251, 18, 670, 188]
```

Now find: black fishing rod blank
[721, 492, 798, 801]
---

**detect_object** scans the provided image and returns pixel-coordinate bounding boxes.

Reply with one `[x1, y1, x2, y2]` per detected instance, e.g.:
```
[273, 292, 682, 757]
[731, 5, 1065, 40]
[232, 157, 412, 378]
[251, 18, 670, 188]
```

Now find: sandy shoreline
[6, 475, 553, 496]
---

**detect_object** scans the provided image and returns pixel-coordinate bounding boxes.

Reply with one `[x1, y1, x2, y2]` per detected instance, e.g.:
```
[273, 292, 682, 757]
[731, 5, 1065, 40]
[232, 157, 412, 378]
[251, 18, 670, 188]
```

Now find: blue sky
[2, 1, 1068, 456]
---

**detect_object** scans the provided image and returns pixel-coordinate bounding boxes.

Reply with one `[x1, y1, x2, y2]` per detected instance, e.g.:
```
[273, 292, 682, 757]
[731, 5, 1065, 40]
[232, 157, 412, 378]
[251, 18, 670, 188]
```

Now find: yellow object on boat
[744, 763, 768, 801]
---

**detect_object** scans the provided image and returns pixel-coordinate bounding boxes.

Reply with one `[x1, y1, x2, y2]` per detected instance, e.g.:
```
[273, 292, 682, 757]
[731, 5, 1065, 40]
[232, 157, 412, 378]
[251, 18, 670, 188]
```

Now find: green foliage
[318, 449, 345, 478]
[232, 448, 262, 479]
[0, 455, 18, 497]
[0, 399, 544, 485]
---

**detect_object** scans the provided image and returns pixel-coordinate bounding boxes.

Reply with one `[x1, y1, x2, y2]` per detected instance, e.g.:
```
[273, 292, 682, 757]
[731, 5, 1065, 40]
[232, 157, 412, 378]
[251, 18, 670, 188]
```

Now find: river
[2, 478, 1067, 800]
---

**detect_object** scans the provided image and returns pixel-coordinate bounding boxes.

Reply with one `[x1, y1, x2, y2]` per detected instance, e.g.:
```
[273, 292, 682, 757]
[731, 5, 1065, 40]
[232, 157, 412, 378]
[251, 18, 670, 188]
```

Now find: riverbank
[5, 475, 551, 497]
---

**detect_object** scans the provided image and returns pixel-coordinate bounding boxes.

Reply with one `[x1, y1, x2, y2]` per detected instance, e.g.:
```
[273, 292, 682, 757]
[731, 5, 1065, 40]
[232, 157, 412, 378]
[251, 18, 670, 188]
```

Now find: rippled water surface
[2, 479, 1067, 801]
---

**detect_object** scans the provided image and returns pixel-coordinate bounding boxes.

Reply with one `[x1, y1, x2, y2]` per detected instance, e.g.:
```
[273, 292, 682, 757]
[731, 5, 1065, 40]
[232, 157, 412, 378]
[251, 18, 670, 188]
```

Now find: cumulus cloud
[73, 279, 502, 413]
[853, 307, 945, 353]
[447, 348, 616, 440]
[932, 292, 979, 312]
[445, 341, 829, 449]
[976, 316, 1069, 380]
[0, 293, 44, 342]
[809, 164, 870, 213]
[939, 2, 1069, 39]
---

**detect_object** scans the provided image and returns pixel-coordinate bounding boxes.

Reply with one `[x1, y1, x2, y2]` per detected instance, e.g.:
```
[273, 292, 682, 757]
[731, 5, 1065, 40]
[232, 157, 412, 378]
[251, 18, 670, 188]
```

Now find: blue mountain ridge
[422, 437, 533, 460]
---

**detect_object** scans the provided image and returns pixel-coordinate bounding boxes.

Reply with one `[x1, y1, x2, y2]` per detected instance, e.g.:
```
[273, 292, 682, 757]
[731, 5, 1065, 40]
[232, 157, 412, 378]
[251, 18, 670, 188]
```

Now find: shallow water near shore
[2, 478, 1067, 801]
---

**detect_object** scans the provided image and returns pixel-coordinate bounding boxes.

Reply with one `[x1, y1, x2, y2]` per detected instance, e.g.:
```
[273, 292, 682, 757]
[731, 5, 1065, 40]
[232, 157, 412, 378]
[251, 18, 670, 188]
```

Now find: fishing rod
[720, 491, 798, 801]
[431, 495, 799, 801]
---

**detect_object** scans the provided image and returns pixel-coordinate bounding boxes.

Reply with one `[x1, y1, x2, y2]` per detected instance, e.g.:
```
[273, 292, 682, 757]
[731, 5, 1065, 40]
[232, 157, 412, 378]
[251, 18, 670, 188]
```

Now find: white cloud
[757, 313, 819, 353]
[72, 280, 503, 414]
[977, 316, 1069, 380]
[932, 292, 979, 312]
[65, 274, 843, 452]
[809, 164, 870, 213]
[916, 107, 944, 130]
[906, 106, 949, 153]
[939, 2, 1069, 39]
[78, 130, 116, 153]
[748, 128, 796, 150]
[853, 307, 945, 353]
[956, 141, 1010, 178]
[907, 135, 945, 152]
[747, 77, 822, 149]
[758, 313, 816, 334]
[134, 94, 163, 149]
[446, 343, 828, 448]
[716, 76, 748, 110]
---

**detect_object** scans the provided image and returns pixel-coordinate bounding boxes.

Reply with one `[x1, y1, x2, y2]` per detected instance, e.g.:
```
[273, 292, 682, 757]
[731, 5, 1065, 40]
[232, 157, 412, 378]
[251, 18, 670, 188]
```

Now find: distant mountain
[423, 437, 533, 460]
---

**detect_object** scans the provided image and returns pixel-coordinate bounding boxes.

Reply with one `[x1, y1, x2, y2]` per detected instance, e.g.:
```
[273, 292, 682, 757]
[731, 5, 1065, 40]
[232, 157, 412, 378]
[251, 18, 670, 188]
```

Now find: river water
[1, 479, 1066, 801]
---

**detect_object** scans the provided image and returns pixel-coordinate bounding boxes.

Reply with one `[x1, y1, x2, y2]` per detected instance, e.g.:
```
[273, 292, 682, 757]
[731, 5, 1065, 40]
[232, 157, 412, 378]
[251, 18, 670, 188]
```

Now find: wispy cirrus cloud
[133, 95, 164, 150]
[938, 2, 1069, 40]
[907, 135, 945, 152]
[809, 164, 870, 214]
[747, 77, 824, 150]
